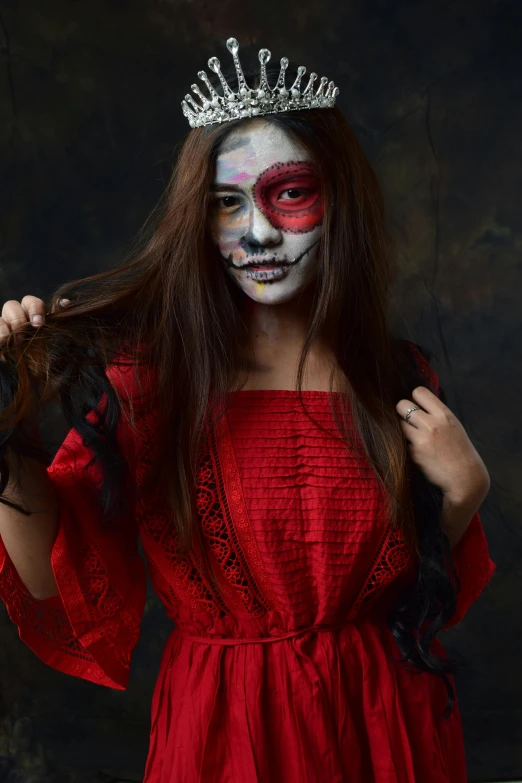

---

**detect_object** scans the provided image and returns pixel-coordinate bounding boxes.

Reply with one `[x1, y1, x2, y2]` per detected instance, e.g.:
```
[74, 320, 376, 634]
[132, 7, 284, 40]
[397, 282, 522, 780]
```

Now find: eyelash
[218, 196, 241, 208]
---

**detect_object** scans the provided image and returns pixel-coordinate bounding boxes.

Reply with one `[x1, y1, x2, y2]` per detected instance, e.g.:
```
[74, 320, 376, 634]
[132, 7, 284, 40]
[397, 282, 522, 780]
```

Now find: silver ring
[403, 405, 420, 422]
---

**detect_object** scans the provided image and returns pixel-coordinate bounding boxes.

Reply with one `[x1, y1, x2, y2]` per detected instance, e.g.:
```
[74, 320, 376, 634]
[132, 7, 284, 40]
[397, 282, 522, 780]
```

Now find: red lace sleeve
[0, 360, 147, 689]
[406, 341, 497, 630]
[440, 509, 496, 629]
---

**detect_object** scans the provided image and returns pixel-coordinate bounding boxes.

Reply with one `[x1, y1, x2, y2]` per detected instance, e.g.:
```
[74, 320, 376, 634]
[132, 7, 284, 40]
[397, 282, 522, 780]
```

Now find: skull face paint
[252, 161, 324, 234]
[208, 120, 324, 305]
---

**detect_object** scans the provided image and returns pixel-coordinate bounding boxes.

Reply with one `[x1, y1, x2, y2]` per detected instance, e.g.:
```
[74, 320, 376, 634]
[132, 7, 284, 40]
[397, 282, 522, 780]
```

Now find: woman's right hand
[0, 296, 71, 346]
[0, 296, 71, 432]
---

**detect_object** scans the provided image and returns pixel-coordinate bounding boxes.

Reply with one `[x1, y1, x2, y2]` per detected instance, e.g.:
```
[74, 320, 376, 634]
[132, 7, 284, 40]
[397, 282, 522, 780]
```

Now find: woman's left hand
[396, 386, 490, 505]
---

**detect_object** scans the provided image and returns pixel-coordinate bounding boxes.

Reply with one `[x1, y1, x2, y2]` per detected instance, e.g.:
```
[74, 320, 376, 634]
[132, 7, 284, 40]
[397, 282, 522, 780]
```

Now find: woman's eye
[279, 188, 306, 200]
[219, 195, 240, 208]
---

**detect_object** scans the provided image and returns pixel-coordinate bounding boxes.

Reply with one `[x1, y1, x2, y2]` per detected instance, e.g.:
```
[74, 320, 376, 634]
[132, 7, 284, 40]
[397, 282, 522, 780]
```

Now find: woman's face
[208, 119, 324, 305]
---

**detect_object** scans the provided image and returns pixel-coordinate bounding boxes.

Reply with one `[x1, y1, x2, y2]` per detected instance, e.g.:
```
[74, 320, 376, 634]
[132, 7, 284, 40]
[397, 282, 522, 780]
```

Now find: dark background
[1, 1, 520, 781]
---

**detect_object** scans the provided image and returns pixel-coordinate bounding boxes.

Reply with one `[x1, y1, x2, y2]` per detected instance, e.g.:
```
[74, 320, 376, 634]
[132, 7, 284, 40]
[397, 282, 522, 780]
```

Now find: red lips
[245, 260, 288, 269]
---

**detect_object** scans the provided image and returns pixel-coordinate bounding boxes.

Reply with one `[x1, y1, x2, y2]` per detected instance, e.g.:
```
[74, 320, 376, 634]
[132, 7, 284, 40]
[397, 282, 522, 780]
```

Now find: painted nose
[242, 206, 282, 252]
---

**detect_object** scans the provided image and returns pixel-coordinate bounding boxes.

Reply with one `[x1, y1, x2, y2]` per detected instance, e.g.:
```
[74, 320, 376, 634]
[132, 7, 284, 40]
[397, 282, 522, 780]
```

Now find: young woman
[0, 38, 495, 782]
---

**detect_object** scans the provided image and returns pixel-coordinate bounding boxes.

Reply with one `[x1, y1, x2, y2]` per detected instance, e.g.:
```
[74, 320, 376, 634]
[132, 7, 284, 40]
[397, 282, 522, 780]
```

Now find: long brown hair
[0, 61, 461, 717]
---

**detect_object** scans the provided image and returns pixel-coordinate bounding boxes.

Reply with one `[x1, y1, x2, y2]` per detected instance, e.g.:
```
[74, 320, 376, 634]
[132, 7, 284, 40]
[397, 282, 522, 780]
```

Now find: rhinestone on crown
[181, 37, 340, 128]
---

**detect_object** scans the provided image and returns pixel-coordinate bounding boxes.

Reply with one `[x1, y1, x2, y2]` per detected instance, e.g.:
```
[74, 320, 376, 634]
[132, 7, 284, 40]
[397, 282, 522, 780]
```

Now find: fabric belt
[175, 621, 347, 646]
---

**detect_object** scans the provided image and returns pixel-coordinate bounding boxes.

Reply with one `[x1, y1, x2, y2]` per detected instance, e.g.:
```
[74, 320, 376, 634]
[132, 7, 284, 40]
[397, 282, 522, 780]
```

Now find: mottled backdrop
[0, 1, 520, 781]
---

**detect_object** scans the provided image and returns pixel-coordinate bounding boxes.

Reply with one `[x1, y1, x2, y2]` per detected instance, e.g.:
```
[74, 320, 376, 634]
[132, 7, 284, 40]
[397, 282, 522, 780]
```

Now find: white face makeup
[208, 120, 324, 305]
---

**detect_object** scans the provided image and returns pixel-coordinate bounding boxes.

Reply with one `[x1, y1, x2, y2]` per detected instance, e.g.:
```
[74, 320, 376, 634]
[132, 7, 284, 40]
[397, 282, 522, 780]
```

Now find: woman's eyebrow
[210, 183, 245, 192]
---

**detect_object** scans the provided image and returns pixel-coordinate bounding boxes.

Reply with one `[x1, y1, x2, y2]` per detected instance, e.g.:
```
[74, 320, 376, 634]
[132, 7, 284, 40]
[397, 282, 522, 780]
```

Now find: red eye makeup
[253, 161, 324, 234]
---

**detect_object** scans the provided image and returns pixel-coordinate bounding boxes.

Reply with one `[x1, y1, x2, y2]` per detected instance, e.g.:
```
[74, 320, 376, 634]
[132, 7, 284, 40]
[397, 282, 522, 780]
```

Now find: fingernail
[60, 298, 71, 305]
[31, 315, 44, 325]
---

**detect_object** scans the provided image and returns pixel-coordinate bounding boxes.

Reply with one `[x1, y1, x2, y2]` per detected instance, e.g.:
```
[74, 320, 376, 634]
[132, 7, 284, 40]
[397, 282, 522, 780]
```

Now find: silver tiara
[181, 37, 340, 129]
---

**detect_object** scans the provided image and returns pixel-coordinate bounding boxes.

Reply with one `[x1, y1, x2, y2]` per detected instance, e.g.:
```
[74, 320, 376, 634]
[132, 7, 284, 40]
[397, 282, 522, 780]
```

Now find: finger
[49, 297, 72, 314]
[20, 295, 47, 326]
[1, 300, 31, 332]
[399, 419, 418, 444]
[0, 316, 24, 347]
[0, 317, 11, 345]
[395, 399, 429, 428]
[411, 385, 445, 413]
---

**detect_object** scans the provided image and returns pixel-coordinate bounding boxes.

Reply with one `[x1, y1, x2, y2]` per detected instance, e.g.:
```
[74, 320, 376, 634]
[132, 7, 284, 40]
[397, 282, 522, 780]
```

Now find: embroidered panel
[137, 419, 274, 619]
[351, 524, 414, 615]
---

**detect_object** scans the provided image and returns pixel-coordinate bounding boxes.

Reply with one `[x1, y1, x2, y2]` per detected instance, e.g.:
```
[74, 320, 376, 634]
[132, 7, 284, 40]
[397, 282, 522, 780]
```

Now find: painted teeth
[246, 266, 288, 279]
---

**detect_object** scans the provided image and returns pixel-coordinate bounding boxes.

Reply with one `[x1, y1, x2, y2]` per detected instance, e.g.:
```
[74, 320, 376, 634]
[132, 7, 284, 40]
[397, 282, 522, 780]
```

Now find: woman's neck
[243, 284, 312, 338]
[235, 286, 341, 391]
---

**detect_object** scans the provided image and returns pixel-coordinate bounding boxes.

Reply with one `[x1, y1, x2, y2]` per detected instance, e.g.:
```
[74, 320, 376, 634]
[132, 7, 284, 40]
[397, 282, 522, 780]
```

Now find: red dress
[0, 343, 496, 782]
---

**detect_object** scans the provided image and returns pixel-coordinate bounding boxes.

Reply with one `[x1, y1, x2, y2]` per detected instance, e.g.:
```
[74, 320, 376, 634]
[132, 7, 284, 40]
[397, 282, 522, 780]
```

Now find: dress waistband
[175, 621, 347, 646]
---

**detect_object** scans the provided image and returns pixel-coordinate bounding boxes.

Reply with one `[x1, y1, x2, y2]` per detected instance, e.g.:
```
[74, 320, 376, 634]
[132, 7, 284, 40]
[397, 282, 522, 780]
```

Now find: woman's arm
[0, 295, 69, 598]
[0, 414, 60, 600]
[442, 482, 490, 550]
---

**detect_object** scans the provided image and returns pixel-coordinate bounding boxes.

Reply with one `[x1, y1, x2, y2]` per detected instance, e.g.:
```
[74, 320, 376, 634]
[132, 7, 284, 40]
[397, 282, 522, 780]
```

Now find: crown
[181, 37, 340, 129]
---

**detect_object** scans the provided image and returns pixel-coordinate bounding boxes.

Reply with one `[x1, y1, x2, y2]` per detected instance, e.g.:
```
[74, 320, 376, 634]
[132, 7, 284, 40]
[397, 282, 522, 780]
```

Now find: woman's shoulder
[105, 344, 157, 414]
[107, 340, 155, 386]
